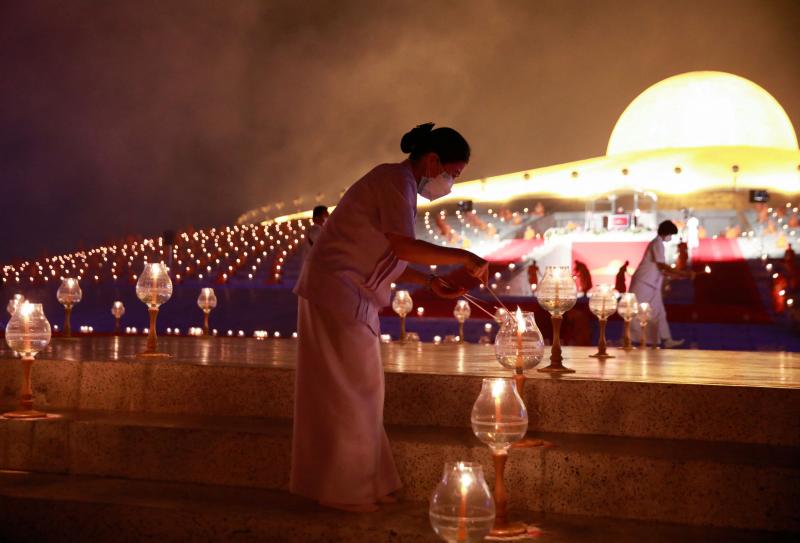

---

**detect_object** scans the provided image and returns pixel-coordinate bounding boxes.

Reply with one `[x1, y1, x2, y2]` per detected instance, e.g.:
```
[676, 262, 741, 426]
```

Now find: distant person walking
[573, 260, 592, 294]
[615, 260, 629, 293]
[527, 260, 540, 289]
[785, 244, 797, 291]
[629, 221, 694, 348]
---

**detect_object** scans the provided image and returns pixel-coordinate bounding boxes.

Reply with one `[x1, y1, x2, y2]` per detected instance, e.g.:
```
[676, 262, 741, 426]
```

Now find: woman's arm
[394, 266, 467, 299]
[395, 266, 429, 285]
[386, 233, 489, 284]
[656, 262, 695, 279]
[386, 233, 471, 265]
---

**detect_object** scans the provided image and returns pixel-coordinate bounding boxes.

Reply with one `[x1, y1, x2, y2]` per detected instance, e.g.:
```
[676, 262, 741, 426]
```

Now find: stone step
[1, 355, 797, 446]
[0, 471, 795, 543]
[1, 411, 797, 531]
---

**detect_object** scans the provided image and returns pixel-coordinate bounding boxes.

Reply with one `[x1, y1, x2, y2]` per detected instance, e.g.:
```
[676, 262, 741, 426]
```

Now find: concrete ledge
[0, 471, 796, 543]
[0, 411, 797, 531]
[1, 358, 798, 446]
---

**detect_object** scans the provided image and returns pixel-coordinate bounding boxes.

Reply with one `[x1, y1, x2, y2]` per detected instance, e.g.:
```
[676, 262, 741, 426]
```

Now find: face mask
[418, 170, 454, 201]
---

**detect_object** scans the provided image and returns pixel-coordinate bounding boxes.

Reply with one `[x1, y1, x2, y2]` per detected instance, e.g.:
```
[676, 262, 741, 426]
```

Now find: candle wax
[458, 482, 468, 541]
[22, 309, 31, 354]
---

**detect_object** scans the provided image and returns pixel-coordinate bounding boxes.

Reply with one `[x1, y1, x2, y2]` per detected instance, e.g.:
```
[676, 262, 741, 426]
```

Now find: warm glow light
[18, 301, 34, 318]
[515, 306, 525, 335]
[490, 379, 506, 398]
[459, 471, 474, 493]
[608, 71, 798, 154]
[252, 72, 799, 226]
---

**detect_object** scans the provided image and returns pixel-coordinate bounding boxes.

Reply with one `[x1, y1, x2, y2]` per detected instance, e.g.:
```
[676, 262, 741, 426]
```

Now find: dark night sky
[2, 0, 799, 262]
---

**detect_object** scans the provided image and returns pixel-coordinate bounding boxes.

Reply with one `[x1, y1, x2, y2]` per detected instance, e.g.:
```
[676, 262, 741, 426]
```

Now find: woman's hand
[463, 253, 489, 285]
[431, 276, 466, 299]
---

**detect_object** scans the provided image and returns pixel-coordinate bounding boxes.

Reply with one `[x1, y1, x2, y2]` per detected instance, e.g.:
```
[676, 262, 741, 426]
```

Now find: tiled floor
[1, 336, 797, 389]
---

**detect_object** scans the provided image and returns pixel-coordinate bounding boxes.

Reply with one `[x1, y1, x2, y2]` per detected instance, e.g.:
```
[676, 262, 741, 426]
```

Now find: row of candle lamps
[394, 266, 653, 373]
[8, 272, 218, 339]
[428, 268, 661, 541]
[7, 267, 653, 539]
[2, 262, 224, 418]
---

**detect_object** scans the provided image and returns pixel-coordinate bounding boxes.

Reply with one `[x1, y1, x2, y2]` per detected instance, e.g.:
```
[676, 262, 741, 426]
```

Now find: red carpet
[690, 238, 743, 262]
[396, 238, 768, 327]
[688, 238, 768, 322]
[571, 241, 649, 287]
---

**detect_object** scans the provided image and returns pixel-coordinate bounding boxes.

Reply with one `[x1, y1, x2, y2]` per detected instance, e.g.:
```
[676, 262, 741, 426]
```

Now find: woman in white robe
[291, 123, 488, 512]
[629, 220, 695, 348]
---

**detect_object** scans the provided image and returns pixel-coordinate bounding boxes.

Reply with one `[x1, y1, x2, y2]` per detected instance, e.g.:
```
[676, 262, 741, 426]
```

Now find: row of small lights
[442, 202, 799, 243]
[763, 204, 799, 236]
[115, 326, 300, 339]
[761, 253, 796, 308]
[423, 206, 531, 243]
[1, 220, 311, 286]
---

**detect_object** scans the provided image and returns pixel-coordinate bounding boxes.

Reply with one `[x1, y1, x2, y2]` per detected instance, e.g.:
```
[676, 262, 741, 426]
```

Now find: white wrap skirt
[290, 297, 402, 504]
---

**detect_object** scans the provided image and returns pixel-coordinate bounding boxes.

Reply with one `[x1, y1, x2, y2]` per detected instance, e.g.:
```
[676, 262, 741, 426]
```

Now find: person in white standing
[307, 205, 329, 247]
[629, 220, 695, 348]
[687, 216, 700, 251]
[291, 123, 488, 512]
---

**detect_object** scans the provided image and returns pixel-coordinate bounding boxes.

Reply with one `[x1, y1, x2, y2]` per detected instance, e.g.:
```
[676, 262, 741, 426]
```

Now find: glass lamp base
[490, 521, 528, 537]
[511, 437, 551, 449]
[537, 364, 576, 374]
[4, 409, 47, 419]
[136, 351, 172, 359]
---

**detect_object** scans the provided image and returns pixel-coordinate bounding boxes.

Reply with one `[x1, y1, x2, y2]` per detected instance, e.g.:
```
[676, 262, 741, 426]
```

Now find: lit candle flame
[515, 306, 525, 335]
[18, 301, 34, 318]
[491, 378, 506, 398]
[459, 472, 474, 493]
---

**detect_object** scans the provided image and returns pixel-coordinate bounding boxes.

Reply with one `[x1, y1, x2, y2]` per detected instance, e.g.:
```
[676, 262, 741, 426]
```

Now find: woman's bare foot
[376, 493, 398, 504]
[319, 500, 380, 513]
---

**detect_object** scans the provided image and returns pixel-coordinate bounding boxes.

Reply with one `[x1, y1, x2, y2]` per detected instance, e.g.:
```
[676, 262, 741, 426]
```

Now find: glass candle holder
[536, 266, 577, 373]
[197, 287, 218, 335]
[616, 292, 639, 351]
[493, 307, 509, 324]
[588, 284, 619, 359]
[136, 262, 173, 357]
[429, 462, 495, 543]
[637, 302, 653, 349]
[56, 277, 82, 337]
[6, 294, 25, 317]
[4, 302, 51, 419]
[470, 378, 528, 537]
[453, 300, 471, 343]
[111, 301, 125, 335]
[494, 308, 544, 393]
[392, 290, 413, 341]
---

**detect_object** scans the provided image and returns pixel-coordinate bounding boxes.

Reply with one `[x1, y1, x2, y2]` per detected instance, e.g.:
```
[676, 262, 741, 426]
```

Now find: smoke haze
[1, 0, 799, 260]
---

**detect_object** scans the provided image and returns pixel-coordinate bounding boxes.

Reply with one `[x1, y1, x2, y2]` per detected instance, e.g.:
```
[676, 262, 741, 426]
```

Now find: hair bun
[400, 122, 435, 154]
